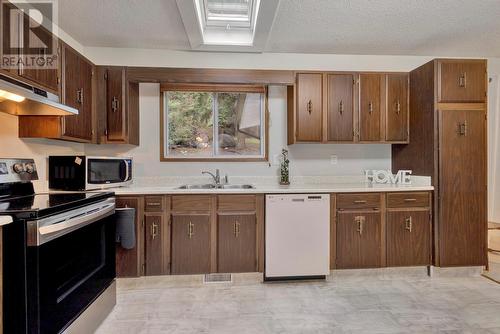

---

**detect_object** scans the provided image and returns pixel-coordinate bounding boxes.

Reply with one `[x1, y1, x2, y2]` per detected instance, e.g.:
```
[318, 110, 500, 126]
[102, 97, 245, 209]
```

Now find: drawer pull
[404, 198, 417, 202]
[233, 220, 240, 238]
[147, 202, 162, 206]
[355, 216, 365, 235]
[353, 200, 367, 204]
[188, 221, 194, 239]
[405, 216, 412, 232]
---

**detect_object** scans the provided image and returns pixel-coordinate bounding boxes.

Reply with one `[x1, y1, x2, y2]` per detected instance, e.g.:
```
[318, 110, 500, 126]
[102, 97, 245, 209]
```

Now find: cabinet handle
[188, 221, 194, 239]
[339, 100, 344, 115]
[368, 102, 373, 114]
[76, 88, 83, 104]
[404, 198, 417, 202]
[307, 100, 312, 114]
[396, 100, 401, 114]
[355, 216, 364, 235]
[147, 202, 162, 206]
[233, 220, 240, 238]
[405, 216, 412, 232]
[151, 221, 158, 240]
[459, 72, 467, 88]
[458, 121, 468, 136]
[112, 97, 120, 112]
[353, 200, 367, 204]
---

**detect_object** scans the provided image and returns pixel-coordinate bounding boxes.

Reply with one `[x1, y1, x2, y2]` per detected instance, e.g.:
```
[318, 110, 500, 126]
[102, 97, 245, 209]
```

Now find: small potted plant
[279, 149, 290, 186]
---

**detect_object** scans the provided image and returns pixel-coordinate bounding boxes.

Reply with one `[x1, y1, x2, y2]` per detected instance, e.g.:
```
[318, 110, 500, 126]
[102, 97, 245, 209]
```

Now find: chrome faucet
[202, 169, 221, 185]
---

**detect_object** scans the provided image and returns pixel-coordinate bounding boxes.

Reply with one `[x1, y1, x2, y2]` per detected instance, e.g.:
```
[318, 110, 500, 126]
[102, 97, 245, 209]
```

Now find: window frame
[160, 83, 269, 162]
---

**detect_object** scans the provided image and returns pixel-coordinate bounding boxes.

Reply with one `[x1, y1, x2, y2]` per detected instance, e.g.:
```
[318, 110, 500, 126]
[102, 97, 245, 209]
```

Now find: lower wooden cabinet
[336, 211, 382, 269]
[144, 214, 169, 275]
[217, 213, 257, 273]
[171, 214, 211, 275]
[115, 196, 144, 277]
[386, 210, 431, 266]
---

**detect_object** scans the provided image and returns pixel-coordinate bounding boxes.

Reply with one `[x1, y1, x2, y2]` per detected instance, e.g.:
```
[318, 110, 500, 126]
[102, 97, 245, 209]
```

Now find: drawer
[386, 192, 430, 208]
[172, 195, 211, 212]
[144, 196, 164, 212]
[336, 193, 380, 210]
[218, 195, 256, 212]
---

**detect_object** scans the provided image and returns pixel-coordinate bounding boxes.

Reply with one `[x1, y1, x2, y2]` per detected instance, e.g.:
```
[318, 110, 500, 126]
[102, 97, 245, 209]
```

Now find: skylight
[204, 0, 254, 28]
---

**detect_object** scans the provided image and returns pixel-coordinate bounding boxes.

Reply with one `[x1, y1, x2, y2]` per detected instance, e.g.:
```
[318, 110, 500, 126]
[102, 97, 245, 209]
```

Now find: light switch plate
[330, 155, 338, 165]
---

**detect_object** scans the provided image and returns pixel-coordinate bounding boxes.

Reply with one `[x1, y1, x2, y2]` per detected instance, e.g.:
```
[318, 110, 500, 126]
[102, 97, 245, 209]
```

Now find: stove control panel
[0, 159, 38, 183]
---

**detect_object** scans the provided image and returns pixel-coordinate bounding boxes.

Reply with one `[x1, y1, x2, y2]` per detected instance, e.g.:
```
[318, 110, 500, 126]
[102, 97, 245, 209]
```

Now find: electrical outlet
[330, 155, 338, 165]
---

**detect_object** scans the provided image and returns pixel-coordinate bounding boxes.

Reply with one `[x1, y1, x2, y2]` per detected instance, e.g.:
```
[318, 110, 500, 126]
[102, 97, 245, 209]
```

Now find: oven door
[86, 157, 132, 189]
[26, 199, 116, 334]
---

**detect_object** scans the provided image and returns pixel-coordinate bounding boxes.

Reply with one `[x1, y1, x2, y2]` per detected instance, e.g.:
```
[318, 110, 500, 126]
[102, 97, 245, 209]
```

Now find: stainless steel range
[0, 158, 117, 334]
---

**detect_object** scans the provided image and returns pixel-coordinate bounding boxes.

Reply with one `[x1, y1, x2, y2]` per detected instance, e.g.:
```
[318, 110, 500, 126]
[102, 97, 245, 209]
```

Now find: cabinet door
[296, 73, 323, 142]
[439, 109, 487, 266]
[171, 214, 210, 275]
[218, 214, 256, 273]
[19, 19, 59, 93]
[438, 60, 486, 103]
[144, 214, 168, 276]
[61, 45, 92, 141]
[115, 197, 144, 277]
[327, 74, 354, 141]
[386, 74, 408, 142]
[336, 211, 381, 268]
[359, 74, 381, 141]
[387, 210, 430, 266]
[106, 67, 127, 142]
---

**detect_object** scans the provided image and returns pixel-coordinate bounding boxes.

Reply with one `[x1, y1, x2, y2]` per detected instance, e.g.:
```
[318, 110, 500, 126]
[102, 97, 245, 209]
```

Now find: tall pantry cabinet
[392, 59, 487, 267]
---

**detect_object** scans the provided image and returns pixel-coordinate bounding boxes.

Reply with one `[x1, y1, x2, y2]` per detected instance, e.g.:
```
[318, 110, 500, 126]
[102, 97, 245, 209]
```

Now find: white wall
[84, 84, 391, 179]
[0, 113, 84, 191]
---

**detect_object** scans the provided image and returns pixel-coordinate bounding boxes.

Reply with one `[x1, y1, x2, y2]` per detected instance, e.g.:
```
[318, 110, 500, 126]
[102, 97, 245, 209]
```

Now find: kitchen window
[160, 83, 267, 161]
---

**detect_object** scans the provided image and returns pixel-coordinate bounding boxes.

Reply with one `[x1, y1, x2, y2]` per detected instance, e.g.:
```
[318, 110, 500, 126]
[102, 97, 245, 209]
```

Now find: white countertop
[0, 216, 13, 226]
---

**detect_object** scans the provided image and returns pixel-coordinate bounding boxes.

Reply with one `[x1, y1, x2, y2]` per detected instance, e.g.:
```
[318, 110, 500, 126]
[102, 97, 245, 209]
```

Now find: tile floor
[96, 270, 500, 334]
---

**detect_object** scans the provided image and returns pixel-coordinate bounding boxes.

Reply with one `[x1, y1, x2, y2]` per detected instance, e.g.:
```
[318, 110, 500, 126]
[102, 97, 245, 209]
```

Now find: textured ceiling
[58, 0, 500, 56]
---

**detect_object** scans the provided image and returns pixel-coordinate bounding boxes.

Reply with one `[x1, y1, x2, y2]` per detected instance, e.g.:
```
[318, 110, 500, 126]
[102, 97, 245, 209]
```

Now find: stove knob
[13, 163, 24, 173]
[25, 163, 35, 174]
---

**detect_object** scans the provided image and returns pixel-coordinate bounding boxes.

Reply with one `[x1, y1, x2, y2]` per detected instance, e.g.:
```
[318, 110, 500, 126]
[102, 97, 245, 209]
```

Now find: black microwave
[49, 156, 132, 190]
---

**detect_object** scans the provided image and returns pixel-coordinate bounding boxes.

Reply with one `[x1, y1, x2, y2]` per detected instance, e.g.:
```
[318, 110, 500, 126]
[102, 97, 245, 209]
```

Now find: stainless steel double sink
[176, 184, 255, 190]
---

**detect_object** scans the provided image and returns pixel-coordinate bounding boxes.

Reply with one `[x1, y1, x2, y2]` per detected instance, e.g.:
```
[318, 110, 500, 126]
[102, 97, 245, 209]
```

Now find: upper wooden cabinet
[96, 66, 140, 145]
[295, 73, 323, 141]
[437, 59, 487, 103]
[18, 43, 94, 142]
[326, 74, 355, 141]
[288, 72, 409, 144]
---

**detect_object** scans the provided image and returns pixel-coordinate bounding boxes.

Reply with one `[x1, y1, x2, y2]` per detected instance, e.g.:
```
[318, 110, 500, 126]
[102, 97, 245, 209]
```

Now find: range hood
[0, 74, 78, 116]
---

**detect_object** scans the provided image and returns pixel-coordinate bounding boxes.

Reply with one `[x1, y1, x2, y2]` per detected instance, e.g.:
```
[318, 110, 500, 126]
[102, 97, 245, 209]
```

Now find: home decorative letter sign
[364, 170, 412, 185]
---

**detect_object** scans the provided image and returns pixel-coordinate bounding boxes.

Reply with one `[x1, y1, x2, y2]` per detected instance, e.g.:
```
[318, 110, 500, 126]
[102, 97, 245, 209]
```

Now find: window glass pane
[217, 92, 262, 156]
[166, 92, 214, 158]
[205, 0, 251, 21]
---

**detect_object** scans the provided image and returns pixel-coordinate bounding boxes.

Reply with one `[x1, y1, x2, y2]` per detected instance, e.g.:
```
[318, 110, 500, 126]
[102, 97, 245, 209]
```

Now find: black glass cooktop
[0, 191, 114, 220]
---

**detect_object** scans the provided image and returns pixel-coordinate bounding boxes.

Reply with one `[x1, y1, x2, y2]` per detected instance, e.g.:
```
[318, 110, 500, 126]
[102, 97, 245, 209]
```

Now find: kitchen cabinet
[386, 74, 409, 142]
[359, 73, 382, 141]
[386, 211, 430, 267]
[115, 196, 144, 277]
[171, 214, 211, 275]
[144, 196, 170, 276]
[392, 58, 487, 267]
[295, 73, 323, 142]
[438, 60, 487, 103]
[217, 213, 257, 273]
[336, 211, 382, 269]
[96, 66, 140, 145]
[18, 43, 94, 142]
[326, 74, 355, 141]
[288, 72, 408, 144]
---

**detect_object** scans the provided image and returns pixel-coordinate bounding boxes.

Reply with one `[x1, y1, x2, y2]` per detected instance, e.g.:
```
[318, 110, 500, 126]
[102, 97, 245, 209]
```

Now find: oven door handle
[34, 201, 115, 245]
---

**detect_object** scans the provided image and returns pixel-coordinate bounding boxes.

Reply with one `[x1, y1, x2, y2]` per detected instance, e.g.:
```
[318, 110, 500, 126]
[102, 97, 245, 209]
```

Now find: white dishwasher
[265, 194, 330, 280]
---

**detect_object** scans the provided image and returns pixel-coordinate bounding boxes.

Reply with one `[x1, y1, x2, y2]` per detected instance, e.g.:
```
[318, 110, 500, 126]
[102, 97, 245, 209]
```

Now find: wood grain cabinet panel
[327, 74, 355, 141]
[439, 108, 487, 266]
[115, 196, 144, 277]
[217, 214, 257, 273]
[359, 73, 382, 141]
[336, 193, 381, 210]
[336, 211, 381, 269]
[386, 74, 409, 142]
[296, 73, 323, 142]
[386, 192, 430, 208]
[144, 214, 169, 276]
[386, 210, 431, 266]
[438, 60, 486, 103]
[171, 214, 211, 275]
